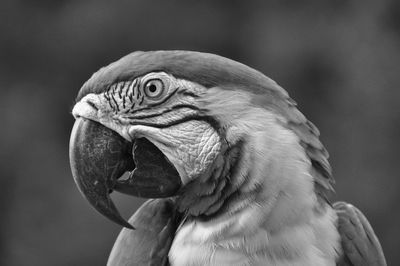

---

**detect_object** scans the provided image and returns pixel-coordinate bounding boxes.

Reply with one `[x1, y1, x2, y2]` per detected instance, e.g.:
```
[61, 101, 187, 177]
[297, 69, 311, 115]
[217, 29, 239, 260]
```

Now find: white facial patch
[72, 93, 133, 140]
[128, 120, 221, 184]
[72, 75, 219, 185]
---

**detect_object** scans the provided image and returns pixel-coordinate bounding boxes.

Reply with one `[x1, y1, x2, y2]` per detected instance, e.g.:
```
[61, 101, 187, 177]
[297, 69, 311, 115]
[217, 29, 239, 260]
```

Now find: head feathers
[77, 50, 286, 101]
[77, 50, 334, 200]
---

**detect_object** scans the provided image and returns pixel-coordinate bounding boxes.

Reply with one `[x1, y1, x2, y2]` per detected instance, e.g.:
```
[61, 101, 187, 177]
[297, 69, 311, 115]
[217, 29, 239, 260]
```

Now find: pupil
[149, 84, 157, 93]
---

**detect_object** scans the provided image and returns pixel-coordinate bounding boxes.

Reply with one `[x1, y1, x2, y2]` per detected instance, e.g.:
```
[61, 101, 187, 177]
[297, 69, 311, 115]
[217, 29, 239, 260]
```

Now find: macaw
[69, 51, 386, 266]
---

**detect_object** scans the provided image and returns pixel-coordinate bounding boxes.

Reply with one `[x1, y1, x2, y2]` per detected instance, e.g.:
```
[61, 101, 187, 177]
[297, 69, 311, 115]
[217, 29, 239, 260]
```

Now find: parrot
[69, 51, 386, 266]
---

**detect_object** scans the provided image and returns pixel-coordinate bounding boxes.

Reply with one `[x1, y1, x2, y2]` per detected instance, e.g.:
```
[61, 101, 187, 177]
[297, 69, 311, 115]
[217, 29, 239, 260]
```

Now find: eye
[143, 79, 165, 99]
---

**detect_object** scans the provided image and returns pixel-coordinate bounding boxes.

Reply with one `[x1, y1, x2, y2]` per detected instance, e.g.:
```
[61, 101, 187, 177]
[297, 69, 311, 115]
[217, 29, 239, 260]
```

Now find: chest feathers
[169, 101, 341, 266]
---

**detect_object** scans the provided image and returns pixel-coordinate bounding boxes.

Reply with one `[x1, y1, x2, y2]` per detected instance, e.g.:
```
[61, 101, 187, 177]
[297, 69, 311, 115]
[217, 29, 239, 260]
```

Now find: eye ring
[143, 79, 165, 99]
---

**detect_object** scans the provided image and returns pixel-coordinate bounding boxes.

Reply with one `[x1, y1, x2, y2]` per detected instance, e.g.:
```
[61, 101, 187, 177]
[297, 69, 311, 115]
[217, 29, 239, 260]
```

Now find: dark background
[1, 0, 399, 265]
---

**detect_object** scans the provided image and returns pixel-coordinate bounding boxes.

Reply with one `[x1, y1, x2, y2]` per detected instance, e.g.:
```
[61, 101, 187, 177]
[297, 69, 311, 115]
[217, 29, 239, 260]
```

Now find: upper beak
[69, 118, 135, 228]
[69, 118, 181, 229]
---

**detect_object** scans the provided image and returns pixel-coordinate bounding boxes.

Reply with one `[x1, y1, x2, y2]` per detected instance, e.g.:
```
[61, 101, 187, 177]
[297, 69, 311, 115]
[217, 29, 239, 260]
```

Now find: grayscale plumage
[69, 51, 386, 266]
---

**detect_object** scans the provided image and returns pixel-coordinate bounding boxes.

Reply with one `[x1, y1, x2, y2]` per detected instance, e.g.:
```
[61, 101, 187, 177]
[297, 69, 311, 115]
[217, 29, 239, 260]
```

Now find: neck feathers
[170, 89, 340, 265]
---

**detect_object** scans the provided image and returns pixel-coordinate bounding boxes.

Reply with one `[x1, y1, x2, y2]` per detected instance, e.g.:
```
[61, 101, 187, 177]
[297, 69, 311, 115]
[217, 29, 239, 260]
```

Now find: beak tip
[115, 217, 134, 229]
[124, 223, 135, 230]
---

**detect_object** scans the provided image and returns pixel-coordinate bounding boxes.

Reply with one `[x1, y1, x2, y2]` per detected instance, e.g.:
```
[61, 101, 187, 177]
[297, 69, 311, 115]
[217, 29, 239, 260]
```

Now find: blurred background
[0, 0, 399, 265]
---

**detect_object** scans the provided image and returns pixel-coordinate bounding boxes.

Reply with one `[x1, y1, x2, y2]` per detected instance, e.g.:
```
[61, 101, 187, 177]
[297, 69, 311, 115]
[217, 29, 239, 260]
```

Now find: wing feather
[107, 199, 181, 266]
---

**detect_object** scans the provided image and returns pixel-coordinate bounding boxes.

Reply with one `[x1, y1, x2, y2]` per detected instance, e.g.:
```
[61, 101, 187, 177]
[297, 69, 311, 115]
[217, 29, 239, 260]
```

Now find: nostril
[87, 100, 98, 111]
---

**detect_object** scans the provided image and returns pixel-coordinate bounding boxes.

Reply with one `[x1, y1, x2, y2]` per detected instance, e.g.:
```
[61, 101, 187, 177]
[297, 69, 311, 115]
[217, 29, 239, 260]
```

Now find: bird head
[69, 51, 333, 229]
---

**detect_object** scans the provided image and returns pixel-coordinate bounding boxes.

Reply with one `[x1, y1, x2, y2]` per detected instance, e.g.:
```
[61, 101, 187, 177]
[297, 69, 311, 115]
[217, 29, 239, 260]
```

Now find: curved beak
[69, 118, 181, 229]
[69, 118, 135, 228]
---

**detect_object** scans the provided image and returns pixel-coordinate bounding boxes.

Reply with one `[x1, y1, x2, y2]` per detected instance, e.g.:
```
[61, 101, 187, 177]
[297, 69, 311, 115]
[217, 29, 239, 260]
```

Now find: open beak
[69, 118, 181, 229]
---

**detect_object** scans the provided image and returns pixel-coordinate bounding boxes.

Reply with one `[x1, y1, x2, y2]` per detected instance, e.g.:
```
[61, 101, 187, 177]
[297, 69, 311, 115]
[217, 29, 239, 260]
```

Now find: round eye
[143, 79, 165, 99]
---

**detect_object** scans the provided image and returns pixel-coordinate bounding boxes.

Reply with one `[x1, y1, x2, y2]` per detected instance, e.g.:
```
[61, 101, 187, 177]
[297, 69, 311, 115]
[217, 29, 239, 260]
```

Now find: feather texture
[77, 50, 282, 102]
[76, 51, 386, 265]
[248, 83, 334, 201]
[78, 50, 334, 201]
[107, 199, 181, 266]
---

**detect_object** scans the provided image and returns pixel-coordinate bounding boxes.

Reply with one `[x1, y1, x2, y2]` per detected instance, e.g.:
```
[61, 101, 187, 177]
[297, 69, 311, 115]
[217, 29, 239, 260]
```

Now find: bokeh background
[0, 0, 399, 265]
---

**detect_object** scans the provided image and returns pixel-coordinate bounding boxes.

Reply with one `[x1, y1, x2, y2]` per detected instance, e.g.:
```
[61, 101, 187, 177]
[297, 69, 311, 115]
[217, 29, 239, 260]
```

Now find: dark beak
[69, 118, 181, 229]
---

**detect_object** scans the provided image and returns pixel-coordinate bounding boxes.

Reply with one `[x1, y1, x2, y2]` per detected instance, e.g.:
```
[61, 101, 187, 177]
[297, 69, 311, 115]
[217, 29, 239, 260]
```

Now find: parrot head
[69, 51, 333, 229]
